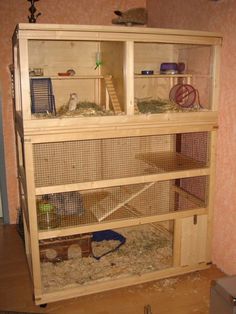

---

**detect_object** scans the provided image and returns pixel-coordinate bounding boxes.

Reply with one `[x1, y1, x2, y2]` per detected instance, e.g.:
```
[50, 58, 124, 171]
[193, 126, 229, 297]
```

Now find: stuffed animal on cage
[67, 92, 79, 111]
[112, 7, 147, 26]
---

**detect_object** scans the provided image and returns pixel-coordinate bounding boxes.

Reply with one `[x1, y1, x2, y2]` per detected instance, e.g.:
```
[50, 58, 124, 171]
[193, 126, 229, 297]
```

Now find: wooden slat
[205, 131, 218, 262]
[34, 263, 209, 305]
[23, 111, 218, 141]
[38, 207, 207, 240]
[210, 45, 221, 111]
[124, 41, 134, 115]
[18, 38, 31, 119]
[24, 143, 42, 296]
[16, 23, 222, 38]
[16, 24, 222, 46]
[173, 219, 182, 267]
[35, 167, 210, 195]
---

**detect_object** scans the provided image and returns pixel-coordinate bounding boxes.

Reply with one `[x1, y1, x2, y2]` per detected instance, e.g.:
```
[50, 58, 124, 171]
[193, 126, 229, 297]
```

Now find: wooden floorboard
[0, 224, 224, 314]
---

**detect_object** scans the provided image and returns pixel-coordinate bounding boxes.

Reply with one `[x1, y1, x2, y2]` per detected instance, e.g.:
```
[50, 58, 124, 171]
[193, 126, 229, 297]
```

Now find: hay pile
[136, 98, 204, 114]
[136, 99, 180, 114]
[57, 101, 115, 117]
[41, 225, 172, 292]
[31, 102, 115, 119]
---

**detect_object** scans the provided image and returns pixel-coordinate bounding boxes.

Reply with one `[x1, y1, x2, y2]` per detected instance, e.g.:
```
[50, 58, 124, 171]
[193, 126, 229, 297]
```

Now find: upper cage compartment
[28, 40, 126, 118]
[13, 25, 221, 120]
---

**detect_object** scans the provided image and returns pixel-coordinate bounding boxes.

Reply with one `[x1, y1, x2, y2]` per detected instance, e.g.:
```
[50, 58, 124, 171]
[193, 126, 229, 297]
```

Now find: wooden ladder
[104, 75, 122, 114]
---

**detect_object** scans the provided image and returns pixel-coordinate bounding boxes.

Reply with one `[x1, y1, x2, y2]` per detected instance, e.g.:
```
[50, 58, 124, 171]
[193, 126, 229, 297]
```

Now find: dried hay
[31, 99, 205, 119]
[57, 101, 116, 117]
[41, 225, 172, 292]
[31, 101, 116, 119]
[137, 99, 180, 114]
[136, 98, 204, 114]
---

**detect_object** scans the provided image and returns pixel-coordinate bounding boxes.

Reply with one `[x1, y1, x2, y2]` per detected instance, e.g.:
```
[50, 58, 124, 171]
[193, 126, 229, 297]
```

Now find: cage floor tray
[41, 224, 173, 293]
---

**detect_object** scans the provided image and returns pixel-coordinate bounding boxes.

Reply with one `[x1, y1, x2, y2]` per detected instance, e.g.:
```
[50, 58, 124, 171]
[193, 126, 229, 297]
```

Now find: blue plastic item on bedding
[92, 230, 126, 260]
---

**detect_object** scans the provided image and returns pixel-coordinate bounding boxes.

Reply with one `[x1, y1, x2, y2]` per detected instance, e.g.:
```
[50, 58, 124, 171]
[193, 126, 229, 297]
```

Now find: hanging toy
[169, 83, 203, 109]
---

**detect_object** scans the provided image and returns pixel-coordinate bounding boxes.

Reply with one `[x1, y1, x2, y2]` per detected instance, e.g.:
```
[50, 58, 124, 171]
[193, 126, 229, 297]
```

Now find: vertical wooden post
[173, 218, 182, 267]
[210, 45, 221, 111]
[13, 42, 21, 113]
[105, 87, 110, 110]
[18, 38, 31, 120]
[205, 130, 218, 262]
[24, 141, 42, 300]
[124, 41, 134, 115]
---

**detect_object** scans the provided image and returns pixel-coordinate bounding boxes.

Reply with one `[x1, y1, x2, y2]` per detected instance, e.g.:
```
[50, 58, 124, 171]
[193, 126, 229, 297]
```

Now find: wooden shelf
[31, 74, 192, 80]
[134, 73, 193, 78]
[31, 75, 105, 80]
[135, 151, 206, 172]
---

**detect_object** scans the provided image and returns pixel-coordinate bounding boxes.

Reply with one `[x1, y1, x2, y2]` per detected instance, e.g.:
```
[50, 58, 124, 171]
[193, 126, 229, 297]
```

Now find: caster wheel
[40, 303, 47, 308]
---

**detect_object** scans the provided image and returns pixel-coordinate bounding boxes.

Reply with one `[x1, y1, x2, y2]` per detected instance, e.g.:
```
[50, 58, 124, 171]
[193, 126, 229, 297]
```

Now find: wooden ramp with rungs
[104, 75, 122, 114]
[88, 182, 155, 222]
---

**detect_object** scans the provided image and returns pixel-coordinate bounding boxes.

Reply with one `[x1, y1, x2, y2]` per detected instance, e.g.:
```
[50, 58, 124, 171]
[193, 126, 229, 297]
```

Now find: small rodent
[43, 191, 85, 216]
[112, 7, 147, 26]
[67, 93, 78, 111]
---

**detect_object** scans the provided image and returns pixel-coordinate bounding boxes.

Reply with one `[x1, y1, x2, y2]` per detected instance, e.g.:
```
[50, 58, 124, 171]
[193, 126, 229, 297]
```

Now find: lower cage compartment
[40, 223, 173, 293]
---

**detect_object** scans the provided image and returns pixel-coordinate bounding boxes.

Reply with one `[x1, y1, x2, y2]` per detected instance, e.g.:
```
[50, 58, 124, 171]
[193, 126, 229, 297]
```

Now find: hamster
[67, 93, 78, 111]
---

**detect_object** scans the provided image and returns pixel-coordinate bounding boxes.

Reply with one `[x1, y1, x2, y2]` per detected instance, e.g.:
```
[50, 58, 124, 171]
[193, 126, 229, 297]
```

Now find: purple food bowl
[160, 62, 185, 74]
[160, 63, 178, 74]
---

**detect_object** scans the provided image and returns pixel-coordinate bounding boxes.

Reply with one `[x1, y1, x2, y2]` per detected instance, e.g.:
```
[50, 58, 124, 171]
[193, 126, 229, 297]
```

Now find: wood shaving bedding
[41, 225, 173, 292]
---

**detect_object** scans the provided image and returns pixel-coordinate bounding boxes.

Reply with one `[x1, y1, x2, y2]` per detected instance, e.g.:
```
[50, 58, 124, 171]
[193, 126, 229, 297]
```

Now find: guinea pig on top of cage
[112, 7, 147, 26]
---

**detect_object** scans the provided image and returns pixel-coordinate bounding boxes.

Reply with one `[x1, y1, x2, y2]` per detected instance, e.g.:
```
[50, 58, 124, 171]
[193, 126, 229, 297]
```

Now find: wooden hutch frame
[12, 24, 222, 305]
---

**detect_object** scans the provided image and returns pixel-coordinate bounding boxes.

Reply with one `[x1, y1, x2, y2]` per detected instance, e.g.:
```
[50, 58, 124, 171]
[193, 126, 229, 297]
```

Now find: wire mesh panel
[33, 132, 209, 188]
[36, 176, 208, 229]
[174, 176, 208, 211]
[40, 223, 173, 293]
[176, 132, 209, 207]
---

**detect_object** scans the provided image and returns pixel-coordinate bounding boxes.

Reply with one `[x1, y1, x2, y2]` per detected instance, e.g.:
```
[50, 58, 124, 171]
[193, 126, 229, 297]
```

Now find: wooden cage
[12, 23, 222, 305]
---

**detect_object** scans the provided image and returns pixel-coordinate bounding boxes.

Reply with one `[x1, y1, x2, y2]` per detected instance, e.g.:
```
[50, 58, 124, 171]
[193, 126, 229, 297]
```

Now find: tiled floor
[0, 224, 224, 314]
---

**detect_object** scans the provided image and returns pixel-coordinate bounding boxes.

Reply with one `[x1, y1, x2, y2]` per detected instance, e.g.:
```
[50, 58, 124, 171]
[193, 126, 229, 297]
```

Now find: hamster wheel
[169, 84, 197, 108]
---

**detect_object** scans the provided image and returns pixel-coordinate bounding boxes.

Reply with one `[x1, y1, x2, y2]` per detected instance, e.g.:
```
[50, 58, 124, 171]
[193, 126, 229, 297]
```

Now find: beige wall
[147, 0, 236, 275]
[0, 0, 146, 223]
